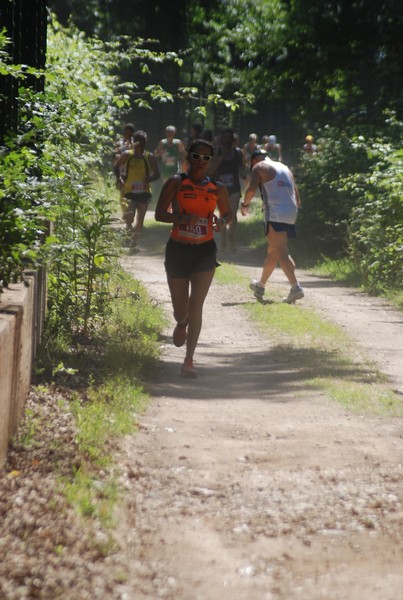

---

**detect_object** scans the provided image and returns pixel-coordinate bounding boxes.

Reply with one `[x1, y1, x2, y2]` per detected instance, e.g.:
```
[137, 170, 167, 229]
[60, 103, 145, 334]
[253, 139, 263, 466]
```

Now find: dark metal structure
[0, 0, 47, 142]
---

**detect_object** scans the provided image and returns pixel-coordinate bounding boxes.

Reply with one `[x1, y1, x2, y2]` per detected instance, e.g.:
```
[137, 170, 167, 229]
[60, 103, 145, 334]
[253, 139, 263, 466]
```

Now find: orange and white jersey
[171, 174, 219, 244]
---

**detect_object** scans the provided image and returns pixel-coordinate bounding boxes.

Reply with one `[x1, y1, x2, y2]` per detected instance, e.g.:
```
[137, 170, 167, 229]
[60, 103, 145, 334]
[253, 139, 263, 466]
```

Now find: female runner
[155, 139, 231, 377]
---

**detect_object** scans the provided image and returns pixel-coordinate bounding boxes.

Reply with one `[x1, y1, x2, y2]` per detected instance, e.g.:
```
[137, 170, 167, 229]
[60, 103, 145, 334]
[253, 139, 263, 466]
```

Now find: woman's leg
[186, 268, 215, 361]
[167, 276, 190, 325]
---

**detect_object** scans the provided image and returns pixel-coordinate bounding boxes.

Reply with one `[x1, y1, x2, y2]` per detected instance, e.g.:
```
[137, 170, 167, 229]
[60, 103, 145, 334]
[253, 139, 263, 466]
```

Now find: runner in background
[242, 133, 259, 169]
[241, 149, 304, 304]
[154, 125, 186, 183]
[303, 134, 318, 155]
[259, 135, 270, 150]
[184, 123, 202, 147]
[209, 128, 247, 252]
[113, 123, 135, 216]
[115, 130, 160, 251]
[264, 134, 283, 161]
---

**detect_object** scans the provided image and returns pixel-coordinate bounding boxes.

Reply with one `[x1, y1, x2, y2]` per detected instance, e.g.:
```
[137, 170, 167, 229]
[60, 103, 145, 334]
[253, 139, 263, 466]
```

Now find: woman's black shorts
[165, 238, 218, 279]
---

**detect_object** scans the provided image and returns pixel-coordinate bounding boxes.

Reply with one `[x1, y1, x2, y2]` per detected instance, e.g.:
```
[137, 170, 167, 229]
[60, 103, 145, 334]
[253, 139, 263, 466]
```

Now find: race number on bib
[178, 217, 208, 239]
[219, 173, 234, 187]
[130, 180, 146, 192]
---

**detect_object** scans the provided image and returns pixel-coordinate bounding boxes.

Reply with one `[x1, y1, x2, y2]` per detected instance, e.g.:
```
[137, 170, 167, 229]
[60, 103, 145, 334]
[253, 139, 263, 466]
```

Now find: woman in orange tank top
[155, 139, 231, 378]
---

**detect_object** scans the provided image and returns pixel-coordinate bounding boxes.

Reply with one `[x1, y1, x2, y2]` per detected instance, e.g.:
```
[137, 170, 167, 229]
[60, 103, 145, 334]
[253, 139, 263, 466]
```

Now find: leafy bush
[1, 20, 122, 321]
[1, 16, 248, 336]
[347, 149, 403, 292]
[296, 128, 374, 257]
[295, 117, 403, 293]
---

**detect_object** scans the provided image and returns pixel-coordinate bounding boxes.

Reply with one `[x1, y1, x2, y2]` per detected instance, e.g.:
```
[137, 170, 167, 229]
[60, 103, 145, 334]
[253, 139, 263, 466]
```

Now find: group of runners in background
[112, 124, 315, 377]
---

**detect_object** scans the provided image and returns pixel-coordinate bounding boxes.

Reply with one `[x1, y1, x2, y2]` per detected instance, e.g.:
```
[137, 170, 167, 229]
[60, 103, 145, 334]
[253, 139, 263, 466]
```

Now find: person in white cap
[265, 134, 283, 161]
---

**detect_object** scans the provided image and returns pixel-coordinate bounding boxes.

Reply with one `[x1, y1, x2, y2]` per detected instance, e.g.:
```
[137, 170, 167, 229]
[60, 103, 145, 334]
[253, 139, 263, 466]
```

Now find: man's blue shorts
[265, 221, 297, 238]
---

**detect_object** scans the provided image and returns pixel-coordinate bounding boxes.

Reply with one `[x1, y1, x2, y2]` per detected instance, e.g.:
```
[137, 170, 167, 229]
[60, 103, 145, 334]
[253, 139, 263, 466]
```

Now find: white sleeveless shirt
[260, 160, 298, 224]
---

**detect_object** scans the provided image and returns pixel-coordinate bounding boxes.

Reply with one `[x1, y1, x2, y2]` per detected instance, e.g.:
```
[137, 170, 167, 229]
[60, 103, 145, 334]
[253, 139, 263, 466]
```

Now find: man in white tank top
[240, 149, 304, 303]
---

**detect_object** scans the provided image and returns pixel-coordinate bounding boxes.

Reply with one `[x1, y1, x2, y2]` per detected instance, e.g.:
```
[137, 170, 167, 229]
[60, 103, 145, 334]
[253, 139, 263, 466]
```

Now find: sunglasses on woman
[190, 152, 212, 162]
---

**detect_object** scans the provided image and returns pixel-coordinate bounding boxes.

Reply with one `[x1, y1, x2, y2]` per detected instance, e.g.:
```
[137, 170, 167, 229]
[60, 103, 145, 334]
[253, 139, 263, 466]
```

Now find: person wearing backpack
[115, 130, 160, 250]
[112, 123, 135, 217]
[209, 128, 248, 252]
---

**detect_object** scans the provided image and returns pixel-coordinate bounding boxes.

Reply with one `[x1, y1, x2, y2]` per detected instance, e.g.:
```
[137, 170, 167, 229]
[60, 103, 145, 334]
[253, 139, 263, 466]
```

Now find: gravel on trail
[1, 229, 403, 600]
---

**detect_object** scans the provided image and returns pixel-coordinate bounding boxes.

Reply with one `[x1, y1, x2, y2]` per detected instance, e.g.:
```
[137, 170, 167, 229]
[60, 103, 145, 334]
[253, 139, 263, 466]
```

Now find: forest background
[1, 0, 402, 343]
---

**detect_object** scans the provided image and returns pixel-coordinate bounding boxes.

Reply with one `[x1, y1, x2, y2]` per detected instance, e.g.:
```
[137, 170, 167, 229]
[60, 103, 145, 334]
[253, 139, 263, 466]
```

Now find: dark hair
[123, 123, 135, 132]
[251, 149, 267, 160]
[186, 138, 215, 157]
[202, 129, 213, 142]
[133, 130, 147, 143]
[220, 127, 234, 138]
[250, 148, 267, 170]
[191, 123, 202, 135]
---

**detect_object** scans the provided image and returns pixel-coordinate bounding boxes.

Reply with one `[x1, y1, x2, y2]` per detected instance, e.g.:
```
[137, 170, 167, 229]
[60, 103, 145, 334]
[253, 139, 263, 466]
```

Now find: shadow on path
[147, 344, 373, 402]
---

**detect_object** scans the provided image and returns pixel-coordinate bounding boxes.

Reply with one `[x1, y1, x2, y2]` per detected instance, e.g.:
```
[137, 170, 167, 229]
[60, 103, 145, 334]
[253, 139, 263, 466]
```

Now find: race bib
[219, 173, 234, 187]
[178, 217, 208, 239]
[130, 180, 146, 192]
[163, 156, 176, 166]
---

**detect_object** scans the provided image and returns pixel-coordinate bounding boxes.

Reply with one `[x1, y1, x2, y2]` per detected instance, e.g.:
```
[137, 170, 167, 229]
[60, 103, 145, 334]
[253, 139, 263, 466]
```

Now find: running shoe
[282, 285, 304, 304]
[181, 357, 197, 378]
[173, 321, 188, 347]
[249, 279, 265, 300]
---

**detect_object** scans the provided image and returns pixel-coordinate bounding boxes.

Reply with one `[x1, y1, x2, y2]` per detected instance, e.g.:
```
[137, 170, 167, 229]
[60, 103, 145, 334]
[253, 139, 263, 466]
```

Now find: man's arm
[177, 139, 186, 158]
[240, 165, 261, 214]
[154, 140, 164, 157]
[147, 153, 161, 182]
[115, 149, 131, 169]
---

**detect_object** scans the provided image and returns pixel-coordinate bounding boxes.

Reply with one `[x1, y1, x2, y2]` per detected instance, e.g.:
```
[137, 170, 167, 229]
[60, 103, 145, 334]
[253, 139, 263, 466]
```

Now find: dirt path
[116, 226, 403, 600]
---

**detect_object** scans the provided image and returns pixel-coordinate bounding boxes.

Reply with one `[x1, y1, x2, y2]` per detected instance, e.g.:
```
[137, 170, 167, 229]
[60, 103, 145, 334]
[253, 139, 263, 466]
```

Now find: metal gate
[0, 0, 47, 142]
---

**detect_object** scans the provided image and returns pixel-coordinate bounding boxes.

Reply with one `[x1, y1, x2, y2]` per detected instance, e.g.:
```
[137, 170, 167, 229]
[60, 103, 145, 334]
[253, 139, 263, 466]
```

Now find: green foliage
[0, 27, 46, 290]
[70, 377, 147, 467]
[35, 266, 164, 526]
[181, 0, 403, 127]
[99, 269, 167, 378]
[49, 1, 403, 129]
[296, 128, 374, 257]
[310, 257, 362, 287]
[347, 149, 403, 292]
[296, 116, 403, 292]
[33, 22, 123, 337]
[1, 17, 177, 333]
[1, 10, 253, 315]
[1, 21, 117, 297]
[308, 379, 403, 417]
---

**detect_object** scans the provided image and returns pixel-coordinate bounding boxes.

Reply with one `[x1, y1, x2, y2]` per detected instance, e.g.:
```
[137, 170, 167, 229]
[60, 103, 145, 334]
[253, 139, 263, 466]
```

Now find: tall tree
[48, 0, 187, 48]
[183, 0, 403, 126]
[48, 0, 403, 128]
